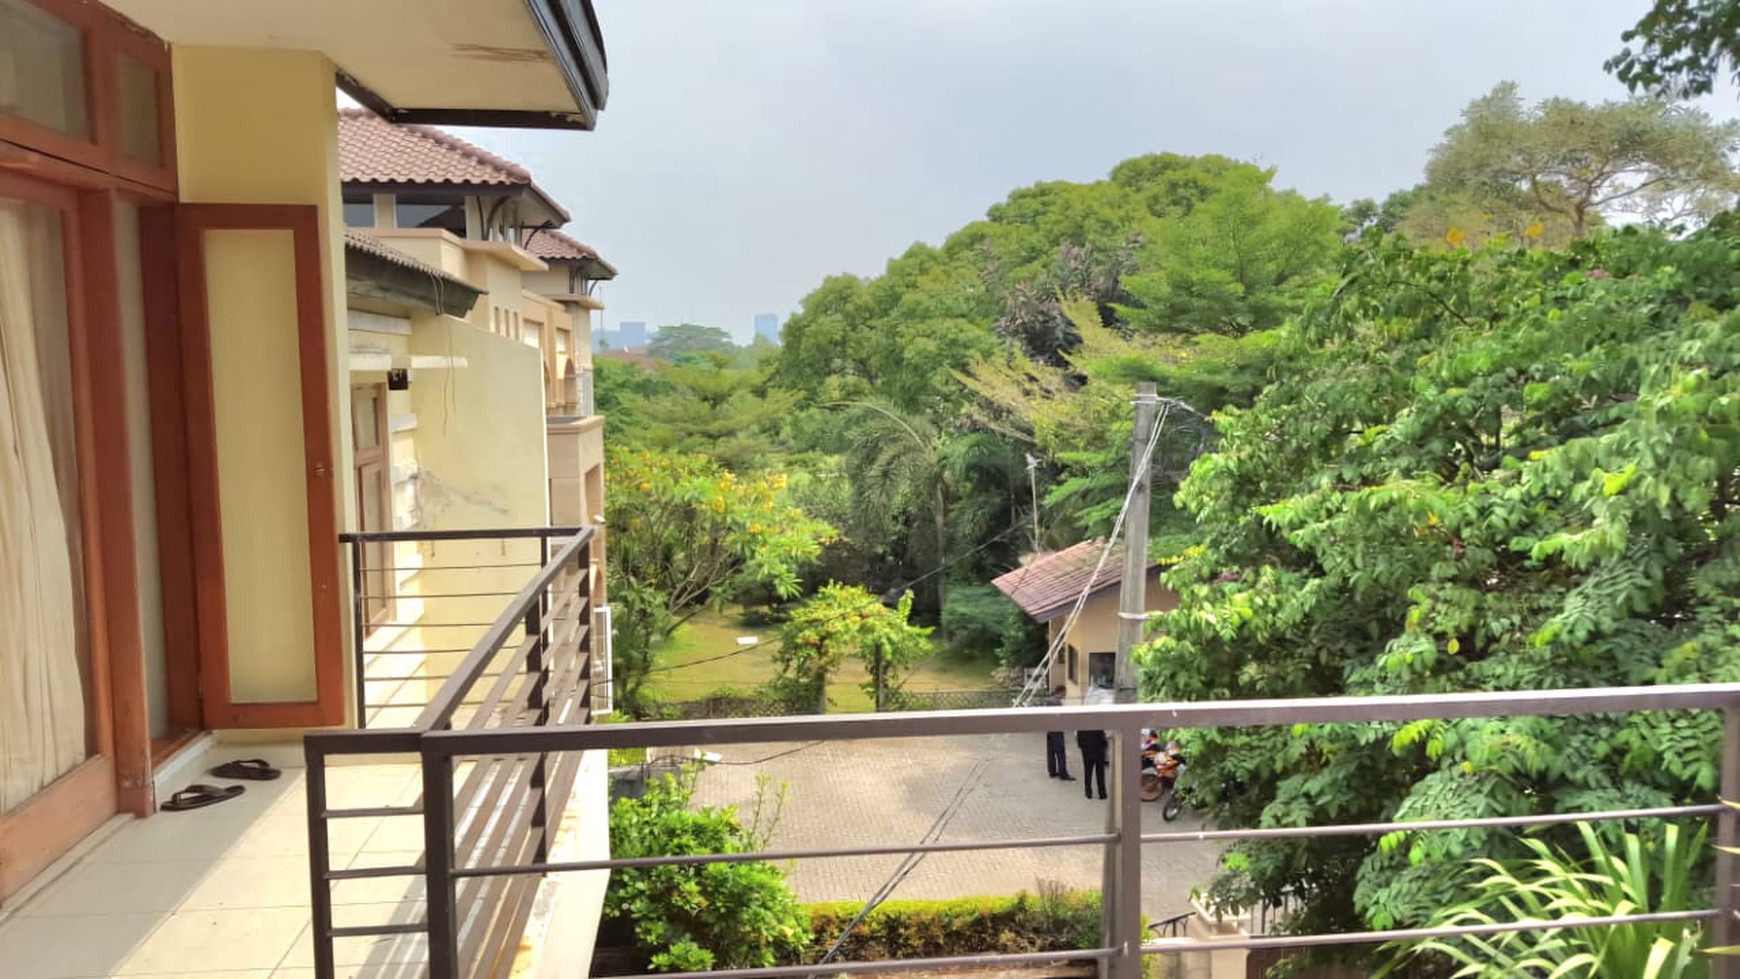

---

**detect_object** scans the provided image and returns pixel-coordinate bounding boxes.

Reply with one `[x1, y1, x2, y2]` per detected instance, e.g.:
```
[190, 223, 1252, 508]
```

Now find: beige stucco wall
[1048, 567, 1178, 703]
[173, 45, 350, 711]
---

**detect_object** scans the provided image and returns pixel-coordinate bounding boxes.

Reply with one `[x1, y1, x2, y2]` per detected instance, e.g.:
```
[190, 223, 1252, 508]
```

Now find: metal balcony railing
[308, 529, 1740, 979]
[309, 526, 597, 979]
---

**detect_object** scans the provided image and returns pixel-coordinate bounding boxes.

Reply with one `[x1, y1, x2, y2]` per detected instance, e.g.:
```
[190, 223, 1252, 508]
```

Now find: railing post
[305, 744, 336, 979]
[349, 539, 367, 728]
[423, 751, 460, 979]
[1100, 722, 1144, 979]
[1716, 708, 1740, 977]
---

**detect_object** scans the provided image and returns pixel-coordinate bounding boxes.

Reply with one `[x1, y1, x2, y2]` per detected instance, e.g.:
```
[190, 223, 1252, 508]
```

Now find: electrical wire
[806, 394, 1195, 977]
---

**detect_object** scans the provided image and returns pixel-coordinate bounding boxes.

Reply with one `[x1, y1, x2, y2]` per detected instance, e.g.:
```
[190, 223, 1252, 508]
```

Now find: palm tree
[837, 400, 1027, 617]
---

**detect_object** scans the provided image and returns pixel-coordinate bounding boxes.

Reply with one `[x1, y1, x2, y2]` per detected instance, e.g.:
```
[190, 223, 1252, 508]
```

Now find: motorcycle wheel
[1161, 794, 1184, 821]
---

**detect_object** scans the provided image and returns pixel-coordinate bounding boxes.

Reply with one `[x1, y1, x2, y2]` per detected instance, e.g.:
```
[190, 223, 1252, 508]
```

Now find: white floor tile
[16, 859, 212, 917]
[112, 907, 309, 974]
[0, 911, 165, 978]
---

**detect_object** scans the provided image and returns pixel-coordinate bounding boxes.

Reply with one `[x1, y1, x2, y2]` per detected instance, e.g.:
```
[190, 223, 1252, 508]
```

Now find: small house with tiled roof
[992, 540, 1178, 703]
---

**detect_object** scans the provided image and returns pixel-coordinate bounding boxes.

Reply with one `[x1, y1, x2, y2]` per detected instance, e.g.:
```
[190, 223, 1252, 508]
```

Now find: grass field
[644, 607, 998, 712]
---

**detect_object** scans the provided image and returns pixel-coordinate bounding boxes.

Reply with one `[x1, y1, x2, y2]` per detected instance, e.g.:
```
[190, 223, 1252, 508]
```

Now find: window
[1088, 652, 1115, 689]
[0, 0, 90, 140]
[341, 199, 374, 228]
[1067, 645, 1078, 684]
[395, 201, 465, 234]
[351, 385, 392, 630]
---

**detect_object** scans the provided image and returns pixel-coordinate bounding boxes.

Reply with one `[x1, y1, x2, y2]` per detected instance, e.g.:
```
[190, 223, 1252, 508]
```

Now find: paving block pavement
[688, 733, 1223, 922]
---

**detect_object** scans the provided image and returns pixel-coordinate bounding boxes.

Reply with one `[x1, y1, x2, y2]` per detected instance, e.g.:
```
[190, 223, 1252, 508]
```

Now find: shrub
[604, 773, 811, 972]
[800, 885, 1102, 962]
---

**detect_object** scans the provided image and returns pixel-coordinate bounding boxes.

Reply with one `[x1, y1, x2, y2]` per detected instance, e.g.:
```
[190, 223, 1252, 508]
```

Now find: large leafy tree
[1141, 224, 1740, 936]
[1609, 0, 1740, 99]
[605, 447, 833, 715]
[1421, 82, 1740, 238]
[647, 323, 739, 362]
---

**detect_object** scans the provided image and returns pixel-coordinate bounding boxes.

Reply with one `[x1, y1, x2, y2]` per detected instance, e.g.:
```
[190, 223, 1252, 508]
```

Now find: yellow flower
[1444, 227, 1466, 248]
[638, 481, 652, 492]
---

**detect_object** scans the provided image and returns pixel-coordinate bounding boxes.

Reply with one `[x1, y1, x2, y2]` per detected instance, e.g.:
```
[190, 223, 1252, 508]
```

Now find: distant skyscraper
[753, 313, 781, 345]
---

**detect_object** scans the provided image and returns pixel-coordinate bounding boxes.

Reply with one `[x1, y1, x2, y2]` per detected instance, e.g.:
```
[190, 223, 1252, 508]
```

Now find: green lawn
[645, 607, 998, 711]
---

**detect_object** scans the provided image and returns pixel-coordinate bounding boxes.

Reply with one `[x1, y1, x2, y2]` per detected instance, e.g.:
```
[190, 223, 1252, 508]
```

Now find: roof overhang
[104, 0, 608, 130]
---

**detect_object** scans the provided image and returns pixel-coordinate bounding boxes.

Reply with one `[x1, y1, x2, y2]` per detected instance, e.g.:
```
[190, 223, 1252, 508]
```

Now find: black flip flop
[211, 758, 282, 781]
[161, 783, 244, 812]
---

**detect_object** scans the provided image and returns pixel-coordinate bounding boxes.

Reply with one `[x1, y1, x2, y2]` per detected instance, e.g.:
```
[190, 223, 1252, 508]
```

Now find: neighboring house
[0, 0, 609, 907]
[334, 109, 614, 612]
[992, 539, 1177, 703]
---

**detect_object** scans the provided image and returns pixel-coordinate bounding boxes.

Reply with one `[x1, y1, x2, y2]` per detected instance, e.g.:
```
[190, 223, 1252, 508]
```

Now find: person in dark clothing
[1042, 686, 1075, 780]
[1076, 728, 1109, 800]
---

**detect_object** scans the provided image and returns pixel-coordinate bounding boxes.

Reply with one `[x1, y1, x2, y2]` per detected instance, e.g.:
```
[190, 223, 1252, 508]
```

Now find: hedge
[797, 889, 1102, 962]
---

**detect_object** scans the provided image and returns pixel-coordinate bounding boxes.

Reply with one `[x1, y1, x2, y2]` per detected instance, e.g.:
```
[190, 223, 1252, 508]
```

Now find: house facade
[992, 539, 1178, 703]
[0, 0, 610, 905]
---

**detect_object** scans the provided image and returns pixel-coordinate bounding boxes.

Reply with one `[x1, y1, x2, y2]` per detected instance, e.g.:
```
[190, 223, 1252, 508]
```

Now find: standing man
[1043, 685, 1075, 781]
[1076, 727, 1109, 800]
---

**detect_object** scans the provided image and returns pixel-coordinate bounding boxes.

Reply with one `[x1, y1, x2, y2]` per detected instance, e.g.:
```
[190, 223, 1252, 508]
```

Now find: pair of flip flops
[159, 759, 282, 812]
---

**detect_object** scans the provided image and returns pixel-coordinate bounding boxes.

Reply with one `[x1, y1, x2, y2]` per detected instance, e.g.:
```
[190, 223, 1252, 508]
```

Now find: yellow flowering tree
[606, 447, 833, 716]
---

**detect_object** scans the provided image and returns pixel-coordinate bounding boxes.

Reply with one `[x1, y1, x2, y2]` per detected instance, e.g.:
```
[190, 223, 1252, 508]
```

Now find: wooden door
[176, 204, 343, 728]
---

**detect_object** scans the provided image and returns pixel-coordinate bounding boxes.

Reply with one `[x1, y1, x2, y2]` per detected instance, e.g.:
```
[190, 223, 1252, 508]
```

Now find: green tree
[606, 447, 833, 715]
[773, 584, 933, 712]
[1118, 162, 1342, 337]
[1422, 82, 1740, 238]
[647, 323, 738, 362]
[1609, 0, 1740, 99]
[1141, 224, 1740, 936]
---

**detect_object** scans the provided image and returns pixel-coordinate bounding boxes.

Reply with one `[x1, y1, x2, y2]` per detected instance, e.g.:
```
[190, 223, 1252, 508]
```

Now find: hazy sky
[444, 0, 1735, 343]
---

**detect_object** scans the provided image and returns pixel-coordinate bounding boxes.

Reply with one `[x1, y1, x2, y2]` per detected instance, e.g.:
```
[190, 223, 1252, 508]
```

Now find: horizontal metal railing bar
[322, 805, 425, 820]
[400, 591, 537, 600]
[305, 728, 421, 755]
[453, 832, 1119, 878]
[421, 683, 1740, 756]
[340, 527, 586, 544]
[603, 948, 1117, 979]
[374, 621, 517, 630]
[326, 863, 425, 881]
[372, 563, 545, 572]
[1140, 803, 1725, 845]
[1137, 908, 1719, 955]
[415, 530, 592, 731]
[361, 648, 482, 656]
[328, 923, 428, 938]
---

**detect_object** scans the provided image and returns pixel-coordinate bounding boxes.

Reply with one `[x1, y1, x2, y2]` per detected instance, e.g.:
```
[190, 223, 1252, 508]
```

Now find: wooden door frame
[176, 203, 344, 729]
[0, 168, 148, 900]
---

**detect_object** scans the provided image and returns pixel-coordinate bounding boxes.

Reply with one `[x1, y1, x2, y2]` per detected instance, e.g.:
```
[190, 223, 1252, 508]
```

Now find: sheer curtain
[0, 199, 89, 813]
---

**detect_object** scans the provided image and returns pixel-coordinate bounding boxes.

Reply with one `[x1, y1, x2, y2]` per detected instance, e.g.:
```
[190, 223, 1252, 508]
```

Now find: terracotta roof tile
[992, 539, 1159, 622]
[338, 107, 531, 186]
[522, 229, 618, 278]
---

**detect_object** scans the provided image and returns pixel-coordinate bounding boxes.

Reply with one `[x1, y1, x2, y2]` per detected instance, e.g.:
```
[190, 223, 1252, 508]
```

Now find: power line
[807, 392, 1199, 977]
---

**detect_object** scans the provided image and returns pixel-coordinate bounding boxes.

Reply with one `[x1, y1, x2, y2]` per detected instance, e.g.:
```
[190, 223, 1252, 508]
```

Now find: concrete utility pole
[1100, 383, 1157, 979]
[1114, 382, 1158, 704]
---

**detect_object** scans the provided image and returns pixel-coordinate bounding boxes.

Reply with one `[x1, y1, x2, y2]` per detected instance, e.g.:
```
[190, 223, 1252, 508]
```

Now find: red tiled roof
[523, 229, 597, 260]
[522, 229, 618, 278]
[338, 108, 531, 186]
[992, 539, 1159, 622]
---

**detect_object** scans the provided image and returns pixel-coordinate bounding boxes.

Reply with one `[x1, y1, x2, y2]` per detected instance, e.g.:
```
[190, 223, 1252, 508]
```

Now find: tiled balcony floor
[0, 763, 428, 979]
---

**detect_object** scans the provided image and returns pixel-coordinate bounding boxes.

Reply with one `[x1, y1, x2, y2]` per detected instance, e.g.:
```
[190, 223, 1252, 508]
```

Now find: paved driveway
[689, 733, 1223, 923]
